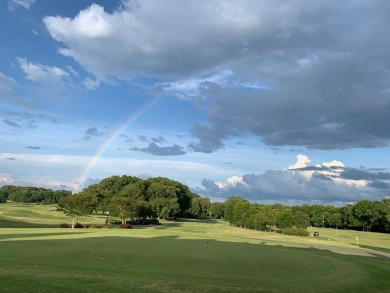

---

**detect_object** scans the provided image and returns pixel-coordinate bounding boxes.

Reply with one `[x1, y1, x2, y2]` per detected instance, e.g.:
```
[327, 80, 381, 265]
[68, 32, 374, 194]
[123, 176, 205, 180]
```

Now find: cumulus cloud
[198, 155, 390, 205]
[0, 174, 14, 185]
[43, 0, 340, 80]
[131, 142, 186, 156]
[17, 57, 70, 87]
[288, 154, 310, 169]
[7, 0, 35, 11]
[43, 1, 390, 150]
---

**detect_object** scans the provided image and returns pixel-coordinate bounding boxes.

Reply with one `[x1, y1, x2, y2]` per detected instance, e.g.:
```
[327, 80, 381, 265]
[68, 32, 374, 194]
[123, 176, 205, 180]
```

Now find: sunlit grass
[0, 202, 389, 292]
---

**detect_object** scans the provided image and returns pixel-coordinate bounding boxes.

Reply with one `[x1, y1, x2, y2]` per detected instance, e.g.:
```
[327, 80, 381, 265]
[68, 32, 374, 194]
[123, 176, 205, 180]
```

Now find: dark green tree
[209, 202, 225, 218]
[276, 211, 294, 229]
[58, 193, 98, 228]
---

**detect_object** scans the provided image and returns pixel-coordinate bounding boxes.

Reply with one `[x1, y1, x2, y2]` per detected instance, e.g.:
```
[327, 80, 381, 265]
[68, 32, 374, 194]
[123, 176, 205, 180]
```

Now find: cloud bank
[198, 155, 390, 205]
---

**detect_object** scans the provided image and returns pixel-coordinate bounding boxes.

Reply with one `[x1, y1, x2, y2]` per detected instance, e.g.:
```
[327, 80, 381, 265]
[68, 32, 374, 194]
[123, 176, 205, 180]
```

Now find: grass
[0, 203, 389, 292]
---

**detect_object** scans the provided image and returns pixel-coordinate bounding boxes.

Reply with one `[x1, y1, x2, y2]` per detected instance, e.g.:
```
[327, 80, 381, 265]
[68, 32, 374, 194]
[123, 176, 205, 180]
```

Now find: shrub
[87, 224, 103, 228]
[120, 224, 133, 229]
[109, 219, 122, 225]
[127, 218, 161, 225]
[59, 223, 69, 228]
[283, 227, 310, 236]
[74, 222, 84, 229]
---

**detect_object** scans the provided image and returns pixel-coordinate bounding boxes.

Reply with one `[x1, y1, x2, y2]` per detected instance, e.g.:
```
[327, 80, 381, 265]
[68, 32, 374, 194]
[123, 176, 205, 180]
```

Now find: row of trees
[0, 185, 71, 204]
[58, 176, 211, 228]
[210, 197, 390, 233]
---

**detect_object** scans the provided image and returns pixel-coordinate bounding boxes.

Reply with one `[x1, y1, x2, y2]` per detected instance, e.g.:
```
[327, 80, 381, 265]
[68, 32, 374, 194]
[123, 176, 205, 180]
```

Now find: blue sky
[1, 0, 390, 205]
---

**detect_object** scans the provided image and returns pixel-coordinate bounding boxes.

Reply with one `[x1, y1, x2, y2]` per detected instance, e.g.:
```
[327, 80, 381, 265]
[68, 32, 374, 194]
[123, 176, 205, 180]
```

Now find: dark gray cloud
[138, 135, 149, 143]
[368, 180, 389, 189]
[2, 119, 21, 128]
[151, 136, 167, 143]
[339, 168, 390, 181]
[188, 123, 238, 153]
[5, 157, 16, 160]
[131, 142, 185, 156]
[26, 146, 40, 150]
[84, 127, 104, 140]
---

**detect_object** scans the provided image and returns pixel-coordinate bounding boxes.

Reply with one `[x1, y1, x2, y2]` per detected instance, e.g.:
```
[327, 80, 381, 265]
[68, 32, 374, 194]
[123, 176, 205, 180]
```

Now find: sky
[1, 0, 390, 206]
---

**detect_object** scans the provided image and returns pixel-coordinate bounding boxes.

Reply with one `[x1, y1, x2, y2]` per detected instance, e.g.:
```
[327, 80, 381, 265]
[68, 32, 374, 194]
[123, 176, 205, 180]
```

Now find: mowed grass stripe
[1, 236, 388, 292]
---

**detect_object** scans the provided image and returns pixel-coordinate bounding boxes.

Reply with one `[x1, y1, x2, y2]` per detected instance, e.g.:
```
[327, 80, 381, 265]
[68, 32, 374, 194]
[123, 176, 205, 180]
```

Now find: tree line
[2, 176, 389, 233]
[210, 196, 390, 233]
[0, 185, 71, 204]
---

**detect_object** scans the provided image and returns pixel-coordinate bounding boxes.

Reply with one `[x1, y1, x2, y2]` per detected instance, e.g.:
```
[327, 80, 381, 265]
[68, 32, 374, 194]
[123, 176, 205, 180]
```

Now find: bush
[59, 223, 69, 228]
[120, 224, 133, 229]
[74, 222, 84, 229]
[110, 219, 161, 226]
[84, 224, 104, 228]
[109, 219, 122, 225]
[283, 227, 310, 236]
[128, 218, 161, 225]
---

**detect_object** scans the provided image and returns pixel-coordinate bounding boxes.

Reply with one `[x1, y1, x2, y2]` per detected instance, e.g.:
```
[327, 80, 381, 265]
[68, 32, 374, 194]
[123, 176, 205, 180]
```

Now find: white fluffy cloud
[288, 154, 310, 169]
[17, 57, 70, 85]
[0, 173, 14, 185]
[43, 0, 335, 80]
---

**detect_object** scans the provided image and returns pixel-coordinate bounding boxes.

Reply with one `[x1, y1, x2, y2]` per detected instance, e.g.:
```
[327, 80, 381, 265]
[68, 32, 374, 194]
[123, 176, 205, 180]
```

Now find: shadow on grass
[176, 217, 220, 224]
[0, 232, 89, 240]
[0, 218, 60, 228]
[358, 244, 390, 255]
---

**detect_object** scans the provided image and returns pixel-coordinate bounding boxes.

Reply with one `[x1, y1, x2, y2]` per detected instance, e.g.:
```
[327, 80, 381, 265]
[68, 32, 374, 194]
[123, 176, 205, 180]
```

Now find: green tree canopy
[58, 193, 98, 228]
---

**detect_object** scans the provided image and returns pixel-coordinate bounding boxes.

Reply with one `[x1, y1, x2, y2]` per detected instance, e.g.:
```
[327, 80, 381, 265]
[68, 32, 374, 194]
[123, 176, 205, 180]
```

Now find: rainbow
[78, 97, 160, 184]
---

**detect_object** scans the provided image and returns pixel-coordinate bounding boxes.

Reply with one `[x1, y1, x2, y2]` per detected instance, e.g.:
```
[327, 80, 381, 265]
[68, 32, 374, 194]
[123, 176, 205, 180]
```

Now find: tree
[146, 177, 192, 215]
[150, 197, 180, 219]
[233, 199, 251, 228]
[293, 211, 310, 228]
[108, 196, 137, 225]
[224, 196, 244, 224]
[276, 211, 294, 229]
[58, 193, 97, 228]
[353, 200, 380, 231]
[189, 196, 211, 219]
[0, 189, 8, 203]
[210, 202, 225, 218]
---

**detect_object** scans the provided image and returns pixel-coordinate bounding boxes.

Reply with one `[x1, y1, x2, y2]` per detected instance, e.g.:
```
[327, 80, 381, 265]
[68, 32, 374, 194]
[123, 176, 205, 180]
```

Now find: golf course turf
[0, 203, 389, 292]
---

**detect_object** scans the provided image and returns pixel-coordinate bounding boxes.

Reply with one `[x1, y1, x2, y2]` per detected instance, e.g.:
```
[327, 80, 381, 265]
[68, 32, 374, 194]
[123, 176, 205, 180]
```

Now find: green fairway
[1, 203, 389, 292]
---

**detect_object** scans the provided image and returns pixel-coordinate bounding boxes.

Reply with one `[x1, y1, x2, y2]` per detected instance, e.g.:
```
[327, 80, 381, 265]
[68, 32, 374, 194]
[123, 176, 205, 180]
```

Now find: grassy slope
[0, 203, 389, 292]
